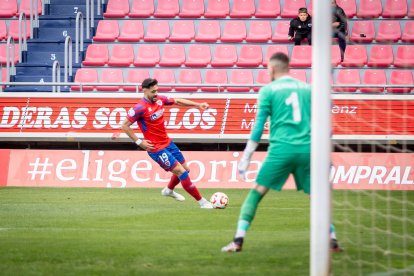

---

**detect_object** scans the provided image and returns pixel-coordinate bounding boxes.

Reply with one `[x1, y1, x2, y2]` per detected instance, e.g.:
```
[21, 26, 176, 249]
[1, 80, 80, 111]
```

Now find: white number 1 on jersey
[285, 92, 301, 122]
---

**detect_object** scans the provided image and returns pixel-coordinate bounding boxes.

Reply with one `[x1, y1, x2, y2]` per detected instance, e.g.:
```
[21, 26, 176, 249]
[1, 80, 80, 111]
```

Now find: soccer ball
[210, 192, 229, 209]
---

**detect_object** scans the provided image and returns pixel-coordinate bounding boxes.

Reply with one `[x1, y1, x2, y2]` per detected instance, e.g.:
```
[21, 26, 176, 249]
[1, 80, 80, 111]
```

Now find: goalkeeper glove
[238, 140, 258, 180]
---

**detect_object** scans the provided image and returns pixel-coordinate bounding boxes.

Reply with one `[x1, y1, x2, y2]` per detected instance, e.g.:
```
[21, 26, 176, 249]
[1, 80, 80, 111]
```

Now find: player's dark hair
[298, 7, 308, 14]
[269, 52, 290, 72]
[141, 78, 158, 89]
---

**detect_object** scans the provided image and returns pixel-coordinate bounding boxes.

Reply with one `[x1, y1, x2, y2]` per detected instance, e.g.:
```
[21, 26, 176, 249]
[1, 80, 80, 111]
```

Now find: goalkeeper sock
[179, 171, 202, 201]
[330, 223, 337, 240]
[235, 189, 264, 238]
[167, 174, 180, 190]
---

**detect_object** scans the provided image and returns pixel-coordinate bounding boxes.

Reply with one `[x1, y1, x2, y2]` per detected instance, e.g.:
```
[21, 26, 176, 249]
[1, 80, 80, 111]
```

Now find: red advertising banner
[2, 149, 413, 190]
[0, 149, 10, 186]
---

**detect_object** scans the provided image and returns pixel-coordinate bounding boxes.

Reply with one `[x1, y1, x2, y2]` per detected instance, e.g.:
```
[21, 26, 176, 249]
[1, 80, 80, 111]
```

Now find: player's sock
[179, 171, 202, 201]
[234, 189, 264, 239]
[167, 174, 180, 190]
[330, 223, 337, 240]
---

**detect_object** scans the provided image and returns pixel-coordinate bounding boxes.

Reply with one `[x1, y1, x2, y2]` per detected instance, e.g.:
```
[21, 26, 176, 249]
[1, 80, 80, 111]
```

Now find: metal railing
[75, 12, 84, 64]
[18, 13, 28, 63]
[64, 36, 72, 83]
[52, 60, 61, 93]
[5, 37, 16, 79]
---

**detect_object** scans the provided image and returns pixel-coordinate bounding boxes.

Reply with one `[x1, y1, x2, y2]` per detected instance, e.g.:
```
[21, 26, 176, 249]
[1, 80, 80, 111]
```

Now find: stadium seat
[195, 20, 220, 42]
[290, 46, 312, 67]
[93, 20, 119, 42]
[134, 45, 160, 66]
[180, 0, 204, 18]
[334, 69, 360, 92]
[360, 70, 386, 93]
[255, 70, 271, 91]
[350, 21, 375, 43]
[394, 45, 414, 68]
[246, 21, 272, 42]
[0, 20, 6, 40]
[204, 0, 229, 18]
[341, 45, 367, 67]
[104, 0, 130, 18]
[71, 68, 98, 91]
[237, 45, 262, 67]
[203, 69, 228, 92]
[356, 0, 382, 18]
[256, 0, 281, 18]
[8, 20, 31, 40]
[221, 21, 246, 42]
[0, 0, 17, 18]
[336, 0, 356, 18]
[289, 69, 307, 83]
[230, 0, 255, 18]
[154, 0, 179, 18]
[272, 21, 291, 42]
[19, 0, 42, 15]
[388, 70, 413, 93]
[129, 0, 154, 17]
[331, 45, 342, 67]
[170, 20, 195, 42]
[185, 45, 211, 67]
[382, 0, 407, 18]
[118, 20, 144, 42]
[144, 20, 170, 42]
[124, 69, 150, 92]
[228, 70, 253, 92]
[159, 44, 185, 66]
[375, 21, 401, 42]
[264, 45, 289, 66]
[82, 44, 109, 66]
[211, 45, 237, 67]
[152, 69, 175, 91]
[176, 69, 202, 92]
[367, 45, 393, 67]
[281, 0, 306, 18]
[108, 44, 134, 66]
[401, 21, 414, 42]
[409, 2, 414, 17]
[97, 68, 124, 91]
[0, 43, 19, 64]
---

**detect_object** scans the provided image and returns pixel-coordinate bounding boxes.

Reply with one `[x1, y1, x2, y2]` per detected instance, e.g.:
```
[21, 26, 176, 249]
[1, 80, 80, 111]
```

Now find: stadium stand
[334, 69, 361, 92]
[402, 21, 414, 42]
[375, 21, 401, 42]
[118, 20, 144, 42]
[170, 20, 195, 42]
[357, 0, 382, 18]
[124, 68, 149, 91]
[255, 0, 280, 18]
[129, 0, 154, 17]
[350, 20, 375, 43]
[388, 70, 414, 93]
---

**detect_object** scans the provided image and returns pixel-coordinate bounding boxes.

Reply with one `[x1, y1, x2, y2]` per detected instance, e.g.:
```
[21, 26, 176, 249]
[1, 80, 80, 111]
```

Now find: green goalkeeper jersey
[250, 75, 311, 148]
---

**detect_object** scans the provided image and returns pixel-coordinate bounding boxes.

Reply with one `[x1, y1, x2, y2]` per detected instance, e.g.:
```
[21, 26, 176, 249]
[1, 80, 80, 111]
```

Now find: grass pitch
[0, 188, 413, 275]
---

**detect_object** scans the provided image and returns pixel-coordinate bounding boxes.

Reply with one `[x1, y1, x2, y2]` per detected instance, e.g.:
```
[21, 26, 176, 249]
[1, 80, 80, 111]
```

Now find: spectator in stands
[332, 0, 348, 61]
[288, 8, 312, 46]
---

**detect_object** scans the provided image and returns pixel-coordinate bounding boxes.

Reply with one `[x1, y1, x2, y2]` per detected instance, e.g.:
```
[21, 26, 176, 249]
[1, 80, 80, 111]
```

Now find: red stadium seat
[203, 69, 228, 92]
[0, 20, 6, 40]
[382, 0, 407, 18]
[350, 21, 375, 43]
[256, 0, 281, 18]
[289, 69, 307, 83]
[409, 2, 414, 17]
[134, 45, 160, 66]
[144, 20, 170, 42]
[124, 69, 150, 92]
[237, 45, 263, 67]
[0, 0, 17, 18]
[72, 68, 98, 91]
[272, 21, 291, 42]
[204, 0, 229, 18]
[341, 45, 367, 67]
[211, 45, 237, 67]
[290, 46, 312, 67]
[401, 21, 414, 42]
[376, 21, 401, 42]
[97, 68, 124, 91]
[255, 70, 271, 91]
[19, 0, 42, 15]
[195, 20, 220, 42]
[176, 69, 202, 92]
[129, 0, 154, 17]
[82, 44, 108, 66]
[118, 20, 144, 42]
[357, 0, 382, 18]
[180, 0, 204, 18]
[388, 70, 413, 93]
[8, 20, 31, 40]
[108, 44, 134, 66]
[367, 45, 393, 67]
[246, 21, 271, 42]
[152, 69, 175, 91]
[104, 0, 130, 18]
[360, 70, 386, 93]
[394, 45, 414, 68]
[281, 0, 306, 18]
[230, 0, 255, 18]
[264, 45, 289, 66]
[334, 69, 360, 92]
[93, 20, 119, 42]
[228, 70, 253, 92]
[0, 43, 19, 64]
[336, 0, 356, 18]
[159, 44, 185, 66]
[332, 45, 342, 67]
[185, 45, 211, 67]
[154, 0, 179, 18]
[221, 21, 246, 42]
[170, 20, 195, 42]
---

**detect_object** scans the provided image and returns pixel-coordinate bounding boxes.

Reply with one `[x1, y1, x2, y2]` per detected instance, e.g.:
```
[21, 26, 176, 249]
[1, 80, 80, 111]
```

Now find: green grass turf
[0, 188, 413, 275]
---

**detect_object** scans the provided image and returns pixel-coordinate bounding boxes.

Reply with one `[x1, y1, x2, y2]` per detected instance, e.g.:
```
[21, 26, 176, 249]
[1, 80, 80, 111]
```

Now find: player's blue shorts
[147, 141, 186, 171]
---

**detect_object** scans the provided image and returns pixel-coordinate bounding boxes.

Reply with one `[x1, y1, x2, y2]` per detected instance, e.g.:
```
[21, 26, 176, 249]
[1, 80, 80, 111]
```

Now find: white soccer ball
[210, 192, 229, 209]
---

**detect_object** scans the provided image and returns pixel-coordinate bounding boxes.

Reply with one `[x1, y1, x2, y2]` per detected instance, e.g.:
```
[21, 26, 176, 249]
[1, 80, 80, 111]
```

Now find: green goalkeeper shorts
[256, 145, 311, 194]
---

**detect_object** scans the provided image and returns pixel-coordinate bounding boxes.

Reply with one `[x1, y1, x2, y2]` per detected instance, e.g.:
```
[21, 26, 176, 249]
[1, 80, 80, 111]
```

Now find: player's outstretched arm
[121, 119, 155, 151]
[238, 140, 258, 180]
[174, 98, 209, 110]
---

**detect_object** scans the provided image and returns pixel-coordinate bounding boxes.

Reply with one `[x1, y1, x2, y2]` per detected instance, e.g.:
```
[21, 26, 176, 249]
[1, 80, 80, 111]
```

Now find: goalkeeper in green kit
[221, 52, 342, 253]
